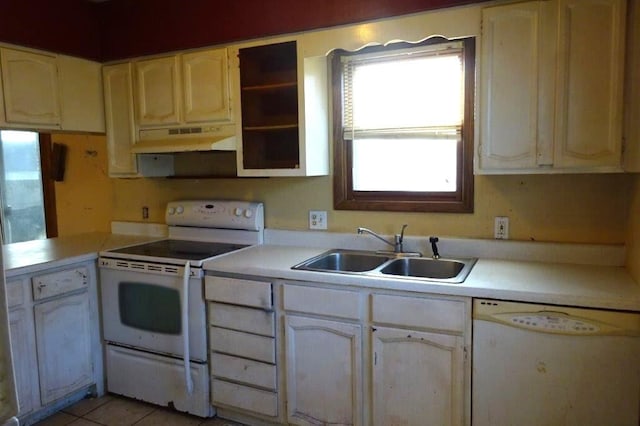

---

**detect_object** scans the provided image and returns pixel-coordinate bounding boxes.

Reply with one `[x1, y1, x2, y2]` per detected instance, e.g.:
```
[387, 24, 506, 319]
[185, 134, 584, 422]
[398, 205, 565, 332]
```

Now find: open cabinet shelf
[235, 39, 328, 176]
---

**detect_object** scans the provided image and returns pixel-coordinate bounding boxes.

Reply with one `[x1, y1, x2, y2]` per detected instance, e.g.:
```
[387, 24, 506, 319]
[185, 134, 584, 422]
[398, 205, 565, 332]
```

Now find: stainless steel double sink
[292, 249, 477, 284]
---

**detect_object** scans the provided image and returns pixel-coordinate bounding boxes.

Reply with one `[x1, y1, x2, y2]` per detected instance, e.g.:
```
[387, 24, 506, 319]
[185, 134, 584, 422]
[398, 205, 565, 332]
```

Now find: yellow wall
[111, 172, 632, 245]
[47, 130, 632, 246]
[53, 133, 113, 236]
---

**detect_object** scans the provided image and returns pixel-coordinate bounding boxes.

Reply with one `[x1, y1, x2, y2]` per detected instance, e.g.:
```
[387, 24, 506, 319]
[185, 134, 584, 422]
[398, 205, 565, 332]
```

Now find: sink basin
[293, 249, 477, 283]
[380, 257, 477, 283]
[293, 250, 391, 273]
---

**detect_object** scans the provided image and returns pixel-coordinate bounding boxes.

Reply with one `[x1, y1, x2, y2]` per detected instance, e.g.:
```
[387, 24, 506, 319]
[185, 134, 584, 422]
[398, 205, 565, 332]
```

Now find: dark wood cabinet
[236, 40, 328, 176]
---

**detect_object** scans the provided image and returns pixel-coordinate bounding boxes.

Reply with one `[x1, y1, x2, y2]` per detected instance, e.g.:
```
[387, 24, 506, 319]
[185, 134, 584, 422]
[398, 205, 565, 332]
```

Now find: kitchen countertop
[4, 231, 639, 311]
[2, 232, 163, 277]
[204, 245, 640, 312]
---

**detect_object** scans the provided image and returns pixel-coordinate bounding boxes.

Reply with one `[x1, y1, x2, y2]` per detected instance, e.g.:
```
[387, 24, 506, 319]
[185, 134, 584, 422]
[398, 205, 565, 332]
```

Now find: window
[332, 37, 475, 212]
[0, 130, 57, 243]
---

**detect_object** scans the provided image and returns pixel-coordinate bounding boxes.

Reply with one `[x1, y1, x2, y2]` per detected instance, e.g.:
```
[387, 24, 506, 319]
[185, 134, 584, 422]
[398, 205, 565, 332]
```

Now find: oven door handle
[182, 261, 194, 394]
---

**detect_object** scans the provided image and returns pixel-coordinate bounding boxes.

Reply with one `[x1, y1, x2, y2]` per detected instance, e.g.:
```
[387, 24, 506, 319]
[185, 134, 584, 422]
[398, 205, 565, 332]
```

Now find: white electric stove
[98, 200, 264, 417]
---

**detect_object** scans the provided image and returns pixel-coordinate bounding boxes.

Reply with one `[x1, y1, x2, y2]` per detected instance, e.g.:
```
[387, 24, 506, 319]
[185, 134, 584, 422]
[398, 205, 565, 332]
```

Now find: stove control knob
[244, 209, 253, 218]
[176, 206, 184, 214]
[167, 207, 176, 215]
[234, 207, 243, 217]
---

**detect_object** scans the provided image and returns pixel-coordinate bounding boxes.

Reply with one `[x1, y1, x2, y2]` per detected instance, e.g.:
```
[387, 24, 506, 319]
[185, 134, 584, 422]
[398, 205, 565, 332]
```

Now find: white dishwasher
[472, 299, 640, 426]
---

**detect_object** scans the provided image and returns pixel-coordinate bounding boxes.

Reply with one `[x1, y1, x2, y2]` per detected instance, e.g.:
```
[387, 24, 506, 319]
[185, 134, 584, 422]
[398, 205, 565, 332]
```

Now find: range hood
[132, 124, 236, 154]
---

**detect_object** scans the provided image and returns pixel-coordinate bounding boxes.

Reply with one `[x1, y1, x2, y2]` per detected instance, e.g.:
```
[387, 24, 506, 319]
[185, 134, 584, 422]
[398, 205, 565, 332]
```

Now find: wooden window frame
[39, 133, 58, 238]
[332, 37, 475, 213]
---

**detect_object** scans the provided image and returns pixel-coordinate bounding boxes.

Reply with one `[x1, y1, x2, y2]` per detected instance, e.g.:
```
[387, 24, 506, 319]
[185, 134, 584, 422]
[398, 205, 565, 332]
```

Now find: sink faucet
[357, 224, 420, 256]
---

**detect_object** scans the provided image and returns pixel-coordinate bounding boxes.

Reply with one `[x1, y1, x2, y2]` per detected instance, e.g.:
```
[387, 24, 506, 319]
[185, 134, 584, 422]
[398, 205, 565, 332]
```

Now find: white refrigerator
[0, 244, 18, 426]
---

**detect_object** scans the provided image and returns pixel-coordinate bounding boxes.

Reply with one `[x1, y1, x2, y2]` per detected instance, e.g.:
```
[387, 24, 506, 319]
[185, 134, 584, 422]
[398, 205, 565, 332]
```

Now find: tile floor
[34, 395, 245, 426]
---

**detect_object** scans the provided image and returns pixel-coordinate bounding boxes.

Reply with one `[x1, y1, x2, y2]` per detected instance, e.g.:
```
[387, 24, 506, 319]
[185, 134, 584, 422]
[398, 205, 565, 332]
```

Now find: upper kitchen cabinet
[477, 0, 626, 174]
[103, 62, 174, 177]
[0, 48, 61, 128]
[0, 47, 104, 133]
[58, 55, 105, 133]
[234, 39, 329, 177]
[134, 56, 181, 127]
[103, 63, 138, 175]
[182, 49, 231, 123]
[133, 47, 232, 128]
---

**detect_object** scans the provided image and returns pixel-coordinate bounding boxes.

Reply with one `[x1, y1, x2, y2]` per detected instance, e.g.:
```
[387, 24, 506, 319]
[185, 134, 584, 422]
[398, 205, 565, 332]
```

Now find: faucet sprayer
[429, 236, 440, 259]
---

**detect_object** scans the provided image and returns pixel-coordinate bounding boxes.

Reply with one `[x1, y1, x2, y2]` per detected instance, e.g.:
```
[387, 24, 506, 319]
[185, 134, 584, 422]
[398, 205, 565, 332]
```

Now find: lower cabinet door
[372, 327, 466, 426]
[284, 315, 362, 426]
[9, 307, 38, 415]
[34, 291, 92, 404]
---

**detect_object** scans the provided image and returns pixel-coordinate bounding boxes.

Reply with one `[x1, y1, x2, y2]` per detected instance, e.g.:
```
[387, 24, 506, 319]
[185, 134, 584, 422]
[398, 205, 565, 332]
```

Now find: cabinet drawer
[283, 284, 361, 320]
[209, 303, 275, 337]
[371, 294, 466, 333]
[6, 280, 25, 308]
[32, 267, 89, 301]
[210, 327, 275, 364]
[205, 276, 272, 309]
[212, 378, 277, 417]
[211, 353, 276, 390]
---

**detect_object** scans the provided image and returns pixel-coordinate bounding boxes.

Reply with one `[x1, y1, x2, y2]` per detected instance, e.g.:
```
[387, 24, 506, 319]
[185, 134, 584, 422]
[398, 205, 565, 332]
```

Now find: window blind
[341, 41, 464, 141]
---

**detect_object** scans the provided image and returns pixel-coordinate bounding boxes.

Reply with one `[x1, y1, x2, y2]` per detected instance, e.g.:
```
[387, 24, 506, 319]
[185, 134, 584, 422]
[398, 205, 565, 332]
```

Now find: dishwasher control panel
[473, 299, 640, 336]
[501, 313, 600, 334]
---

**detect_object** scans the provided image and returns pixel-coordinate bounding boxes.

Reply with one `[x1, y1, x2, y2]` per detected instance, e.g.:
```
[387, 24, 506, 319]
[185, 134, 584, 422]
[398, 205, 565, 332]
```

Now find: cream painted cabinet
[33, 266, 93, 405]
[134, 48, 231, 128]
[282, 284, 363, 425]
[371, 293, 470, 426]
[0, 47, 104, 132]
[553, 0, 626, 169]
[58, 55, 105, 133]
[478, 1, 551, 170]
[213, 278, 470, 426]
[0, 48, 60, 128]
[9, 308, 37, 415]
[134, 56, 181, 127]
[372, 327, 466, 426]
[6, 278, 39, 417]
[284, 315, 362, 426]
[103, 63, 174, 177]
[478, 0, 626, 173]
[34, 291, 92, 405]
[182, 49, 231, 123]
[6, 261, 102, 424]
[205, 276, 278, 419]
[103, 63, 138, 175]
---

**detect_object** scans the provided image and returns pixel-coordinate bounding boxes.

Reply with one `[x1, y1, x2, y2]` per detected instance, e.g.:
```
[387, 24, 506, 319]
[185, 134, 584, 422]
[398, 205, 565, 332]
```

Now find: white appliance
[98, 200, 264, 418]
[0, 236, 19, 426]
[473, 299, 640, 426]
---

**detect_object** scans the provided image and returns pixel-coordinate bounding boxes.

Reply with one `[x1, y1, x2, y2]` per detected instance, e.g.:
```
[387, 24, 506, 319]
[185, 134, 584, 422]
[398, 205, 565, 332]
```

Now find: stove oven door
[99, 261, 207, 362]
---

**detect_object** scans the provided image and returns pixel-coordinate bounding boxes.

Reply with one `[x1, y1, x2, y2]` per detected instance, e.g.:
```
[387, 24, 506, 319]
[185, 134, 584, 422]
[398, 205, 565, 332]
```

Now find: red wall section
[0, 0, 101, 60]
[97, 0, 485, 61]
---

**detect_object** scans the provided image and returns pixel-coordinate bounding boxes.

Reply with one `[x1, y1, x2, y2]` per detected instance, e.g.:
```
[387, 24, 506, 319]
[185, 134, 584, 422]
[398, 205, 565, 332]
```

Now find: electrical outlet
[309, 210, 328, 230]
[142, 206, 149, 220]
[494, 216, 509, 239]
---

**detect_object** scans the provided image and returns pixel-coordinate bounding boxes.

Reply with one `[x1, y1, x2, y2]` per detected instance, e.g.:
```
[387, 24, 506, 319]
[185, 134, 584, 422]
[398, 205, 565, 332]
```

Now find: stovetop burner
[109, 239, 248, 262]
